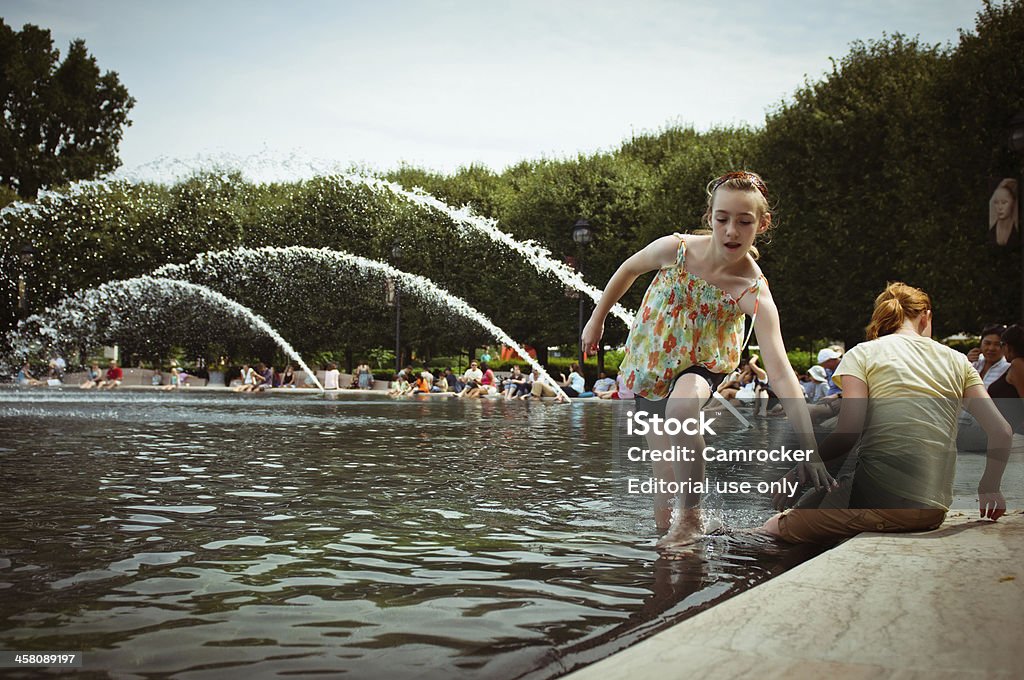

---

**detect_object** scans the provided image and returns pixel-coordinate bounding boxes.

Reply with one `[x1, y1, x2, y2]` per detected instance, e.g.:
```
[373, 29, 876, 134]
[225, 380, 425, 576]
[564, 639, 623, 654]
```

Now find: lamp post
[17, 244, 38, 318]
[391, 244, 403, 374]
[571, 219, 594, 368]
[1009, 112, 1024, 320]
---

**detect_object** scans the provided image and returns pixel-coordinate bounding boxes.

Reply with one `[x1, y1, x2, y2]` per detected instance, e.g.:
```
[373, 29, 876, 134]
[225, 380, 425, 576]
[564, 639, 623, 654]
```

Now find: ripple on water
[0, 393, 827, 679]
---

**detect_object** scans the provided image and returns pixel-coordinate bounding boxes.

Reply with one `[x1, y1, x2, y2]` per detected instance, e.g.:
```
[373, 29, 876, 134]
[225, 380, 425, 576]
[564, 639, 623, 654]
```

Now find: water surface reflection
[0, 391, 816, 678]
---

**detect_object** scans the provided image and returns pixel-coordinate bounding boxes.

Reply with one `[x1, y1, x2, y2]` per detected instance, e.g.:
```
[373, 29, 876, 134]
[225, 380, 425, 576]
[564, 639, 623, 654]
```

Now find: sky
[0, 0, 990, 176]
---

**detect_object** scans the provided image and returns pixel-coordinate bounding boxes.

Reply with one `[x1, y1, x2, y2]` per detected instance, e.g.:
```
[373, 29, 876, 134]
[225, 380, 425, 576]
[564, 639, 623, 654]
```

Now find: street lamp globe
[20, 244, 38, 265]
[572, 219, 593, 246]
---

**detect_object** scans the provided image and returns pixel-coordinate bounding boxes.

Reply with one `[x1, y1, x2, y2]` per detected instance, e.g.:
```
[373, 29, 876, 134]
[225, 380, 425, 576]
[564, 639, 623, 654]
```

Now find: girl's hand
[796, 458, 838, 491]
[581, 316, 604, 354]
[771, 468, 801, 511]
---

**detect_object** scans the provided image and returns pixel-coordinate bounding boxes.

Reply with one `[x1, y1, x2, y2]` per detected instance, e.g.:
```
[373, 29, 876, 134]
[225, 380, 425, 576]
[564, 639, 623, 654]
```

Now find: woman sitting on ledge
[762, 282, 1011, 544]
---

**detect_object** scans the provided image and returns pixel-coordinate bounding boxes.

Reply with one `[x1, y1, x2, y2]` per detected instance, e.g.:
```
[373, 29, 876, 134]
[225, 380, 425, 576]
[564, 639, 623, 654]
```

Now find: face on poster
[989, 177, 1020, 247]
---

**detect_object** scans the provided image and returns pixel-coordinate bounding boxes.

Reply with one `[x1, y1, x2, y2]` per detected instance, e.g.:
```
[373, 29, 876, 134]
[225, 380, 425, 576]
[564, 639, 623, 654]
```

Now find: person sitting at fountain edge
[387, 373, 413, 397]
[455, 360, 484, 398]
[99, 360, 123, 389]
[502, 365, 528, 399]
[257, 363, 275, 391]
[80, 362, 103, 389]
[555, 362, 592, 400]
[444, 367, 461, 393]
[760, 283, 1011, 544]
[967, 324, 1009, 389]
[593, 372, 616, 396]
[323, 362, 340, 390]
[581, 170, 833, 553]
[17, 362, 46, 387]
[958, 324, 1010, 451]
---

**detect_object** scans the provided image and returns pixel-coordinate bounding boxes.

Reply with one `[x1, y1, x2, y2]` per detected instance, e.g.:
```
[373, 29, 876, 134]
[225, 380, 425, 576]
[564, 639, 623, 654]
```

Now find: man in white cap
[817, 347, 843, 397]
[807, 346, 844, 423]
[805, 365, 830, 403]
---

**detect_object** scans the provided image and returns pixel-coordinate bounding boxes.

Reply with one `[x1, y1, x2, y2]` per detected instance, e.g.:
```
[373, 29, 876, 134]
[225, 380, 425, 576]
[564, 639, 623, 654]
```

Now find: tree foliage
[4, 2, 1024, 367]
[0, 20, 135, 198]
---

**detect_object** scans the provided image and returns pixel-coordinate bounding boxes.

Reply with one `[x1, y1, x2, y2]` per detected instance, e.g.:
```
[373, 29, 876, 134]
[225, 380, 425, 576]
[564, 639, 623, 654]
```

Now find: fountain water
[152, 246, 571, 401]
[340, 174, 635, 327]
[2, 157, 644, 404]
[4, 276, 324, 391]
[2, 157, 637, 329]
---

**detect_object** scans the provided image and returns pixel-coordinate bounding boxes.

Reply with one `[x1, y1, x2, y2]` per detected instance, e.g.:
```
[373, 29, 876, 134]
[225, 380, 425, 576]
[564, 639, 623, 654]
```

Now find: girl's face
[711, 188, 768, 259]
[993, 187, 1014, 221]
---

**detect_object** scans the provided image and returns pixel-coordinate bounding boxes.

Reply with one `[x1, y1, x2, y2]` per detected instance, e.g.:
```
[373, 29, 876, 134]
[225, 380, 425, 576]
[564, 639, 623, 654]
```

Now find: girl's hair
[865, 282, 931, 340]
[701, 171, 772, 259]
[1002, 323, 1024, 357]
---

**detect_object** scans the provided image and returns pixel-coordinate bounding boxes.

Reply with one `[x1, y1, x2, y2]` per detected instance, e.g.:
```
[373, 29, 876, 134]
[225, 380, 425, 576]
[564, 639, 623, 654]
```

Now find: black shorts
[634, 365, 726, 416]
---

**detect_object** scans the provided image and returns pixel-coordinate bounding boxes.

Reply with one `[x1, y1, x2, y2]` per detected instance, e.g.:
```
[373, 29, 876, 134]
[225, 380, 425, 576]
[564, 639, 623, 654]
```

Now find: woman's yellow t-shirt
[834, 333, 983, 510]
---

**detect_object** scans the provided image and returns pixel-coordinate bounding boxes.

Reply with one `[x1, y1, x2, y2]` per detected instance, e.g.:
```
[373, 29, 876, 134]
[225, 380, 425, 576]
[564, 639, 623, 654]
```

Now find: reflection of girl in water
[989, 178, 1019, 247]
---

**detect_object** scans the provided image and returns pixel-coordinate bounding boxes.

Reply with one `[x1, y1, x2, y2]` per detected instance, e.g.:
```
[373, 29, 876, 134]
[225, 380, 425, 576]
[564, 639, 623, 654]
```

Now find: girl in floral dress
[582, 171, 833, 552]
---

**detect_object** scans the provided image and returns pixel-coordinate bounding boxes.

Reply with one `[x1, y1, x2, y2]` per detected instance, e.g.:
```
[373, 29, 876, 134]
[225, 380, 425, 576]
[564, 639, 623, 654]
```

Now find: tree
[0, 21, 135, 198]
[754, 35, 949, 346]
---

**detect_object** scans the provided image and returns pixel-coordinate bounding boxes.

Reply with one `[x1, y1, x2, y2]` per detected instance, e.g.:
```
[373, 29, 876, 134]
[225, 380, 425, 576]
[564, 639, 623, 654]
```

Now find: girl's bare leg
[656, 374, 711, 552]
[648, 450, 675, 531]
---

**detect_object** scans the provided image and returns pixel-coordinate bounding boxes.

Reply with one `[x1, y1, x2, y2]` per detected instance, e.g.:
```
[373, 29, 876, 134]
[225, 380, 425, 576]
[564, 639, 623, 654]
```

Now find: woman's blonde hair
[701, 171, 773, 259]
[865, 282, 931, 340]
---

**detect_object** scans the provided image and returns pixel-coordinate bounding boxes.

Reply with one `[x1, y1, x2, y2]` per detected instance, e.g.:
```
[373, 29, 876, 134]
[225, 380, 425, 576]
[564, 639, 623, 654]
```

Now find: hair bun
[866, 282, 931, 339]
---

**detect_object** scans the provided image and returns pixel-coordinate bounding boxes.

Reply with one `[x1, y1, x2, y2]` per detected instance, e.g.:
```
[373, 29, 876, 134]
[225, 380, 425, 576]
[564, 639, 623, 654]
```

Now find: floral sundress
[619, 235, 762, 400]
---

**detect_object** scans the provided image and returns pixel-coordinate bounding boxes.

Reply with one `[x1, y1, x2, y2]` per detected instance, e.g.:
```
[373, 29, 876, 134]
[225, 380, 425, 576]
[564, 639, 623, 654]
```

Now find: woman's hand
[979, 489, 1006, 521]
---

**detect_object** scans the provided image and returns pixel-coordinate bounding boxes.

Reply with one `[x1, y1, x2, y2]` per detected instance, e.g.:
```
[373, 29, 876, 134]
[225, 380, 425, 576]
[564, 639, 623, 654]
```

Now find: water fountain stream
[153, 246, 571, 400]
[2, 158, 637, 330]
[4, 276, 324, 391]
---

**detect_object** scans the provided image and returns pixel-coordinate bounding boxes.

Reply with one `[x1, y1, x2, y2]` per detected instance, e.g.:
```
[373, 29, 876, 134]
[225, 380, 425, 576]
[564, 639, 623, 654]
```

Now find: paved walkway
[565, 510, 1024, 679]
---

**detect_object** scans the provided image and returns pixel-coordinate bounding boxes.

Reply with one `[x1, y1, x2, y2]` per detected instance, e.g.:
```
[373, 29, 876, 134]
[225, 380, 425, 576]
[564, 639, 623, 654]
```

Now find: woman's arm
[964, 384, 1012, 520]
[751, 288, 836, 490]
[582, 235, 680, 353]
[818, 375, 867, 463]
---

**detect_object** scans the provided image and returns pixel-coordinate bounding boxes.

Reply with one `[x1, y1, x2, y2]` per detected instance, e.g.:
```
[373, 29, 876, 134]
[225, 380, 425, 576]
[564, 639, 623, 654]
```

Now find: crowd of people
[379, 359, 638, 402]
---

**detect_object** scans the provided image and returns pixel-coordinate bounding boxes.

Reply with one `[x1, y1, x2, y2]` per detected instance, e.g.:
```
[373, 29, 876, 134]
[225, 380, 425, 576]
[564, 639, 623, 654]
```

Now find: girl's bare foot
[656, 508, 704, 554]
[654, 505, 672, 532]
